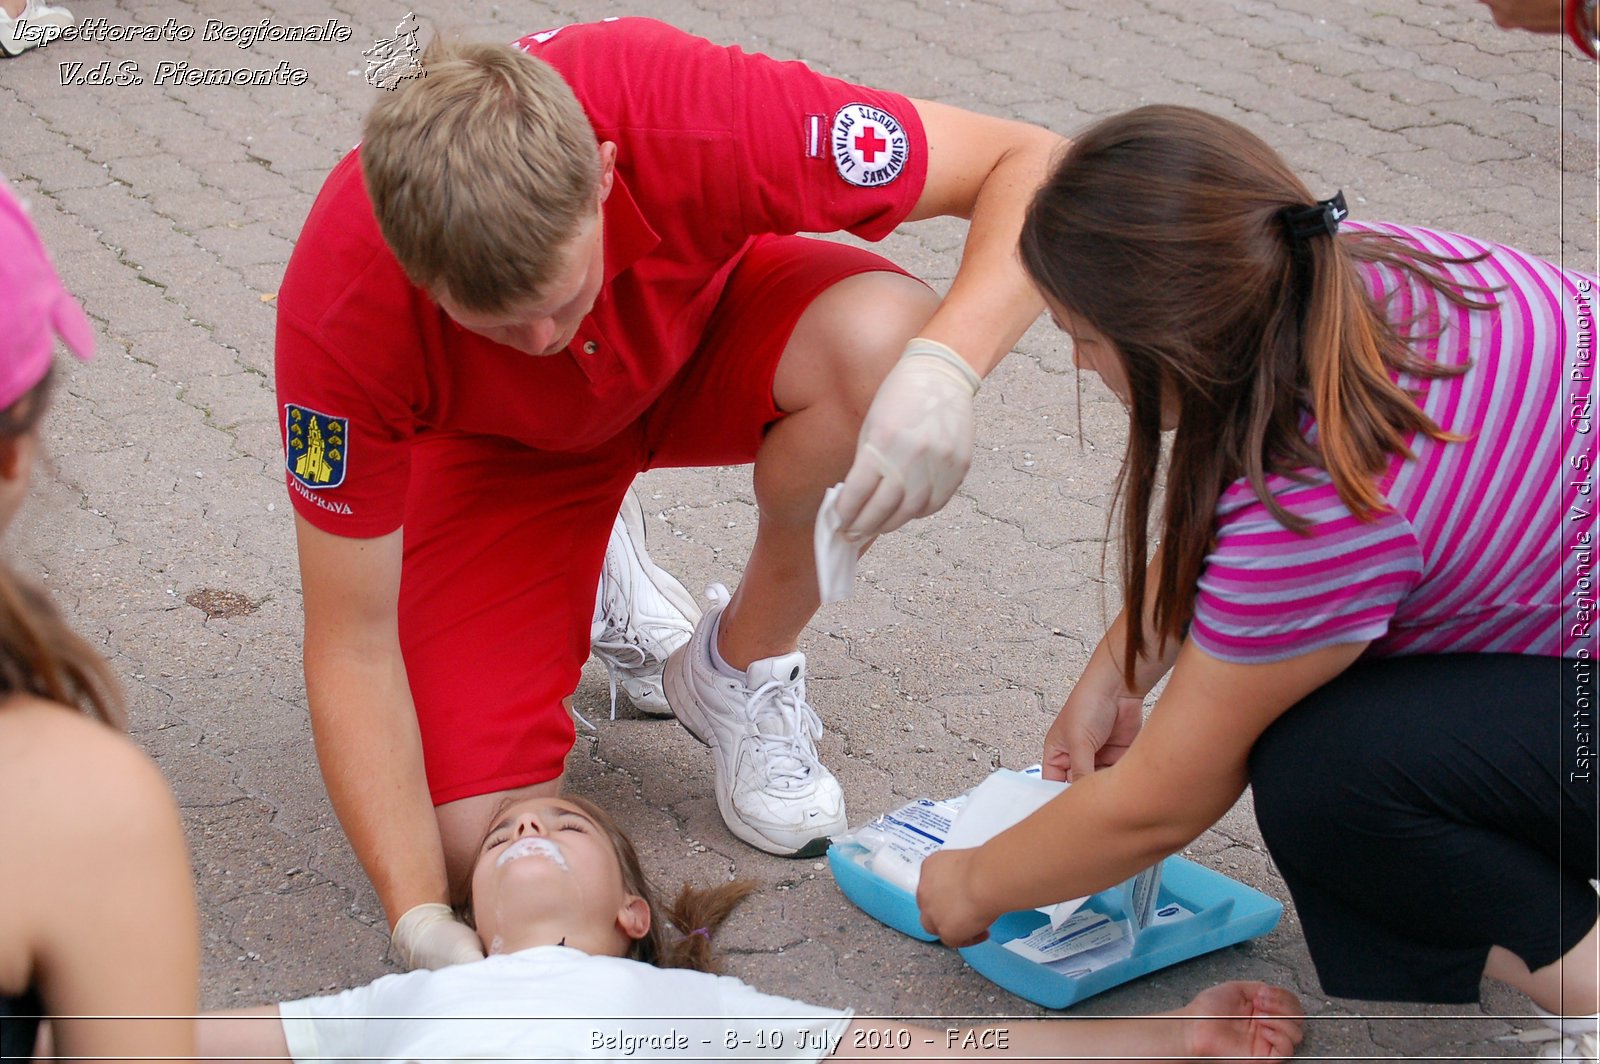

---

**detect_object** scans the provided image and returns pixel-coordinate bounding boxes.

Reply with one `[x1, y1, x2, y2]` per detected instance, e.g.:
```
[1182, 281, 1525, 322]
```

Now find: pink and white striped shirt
[1189, 222, 1597, 664]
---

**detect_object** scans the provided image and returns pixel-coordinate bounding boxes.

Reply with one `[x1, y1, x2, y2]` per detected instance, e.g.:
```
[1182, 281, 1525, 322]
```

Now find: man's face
[435, 214, 606, 357]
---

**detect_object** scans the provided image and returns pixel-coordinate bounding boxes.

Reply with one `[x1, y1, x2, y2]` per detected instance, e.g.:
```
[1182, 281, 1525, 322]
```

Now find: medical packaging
[828, 767, 1283, 1007]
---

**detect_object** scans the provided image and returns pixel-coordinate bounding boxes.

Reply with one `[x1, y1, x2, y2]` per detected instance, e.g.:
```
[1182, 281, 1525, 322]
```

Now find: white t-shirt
[278, 945, 853, 1063]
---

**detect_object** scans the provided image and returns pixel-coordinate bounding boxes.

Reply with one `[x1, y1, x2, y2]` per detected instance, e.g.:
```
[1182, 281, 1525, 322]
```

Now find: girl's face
[469, 796, 648, 956]
[1045, 299, 1177, 431]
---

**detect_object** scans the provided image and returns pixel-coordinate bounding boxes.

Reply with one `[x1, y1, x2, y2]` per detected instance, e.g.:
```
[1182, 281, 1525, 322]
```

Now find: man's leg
[647, 236, 939, 855]
[398, 433, 638, 901]
[722, 269, 939, 667]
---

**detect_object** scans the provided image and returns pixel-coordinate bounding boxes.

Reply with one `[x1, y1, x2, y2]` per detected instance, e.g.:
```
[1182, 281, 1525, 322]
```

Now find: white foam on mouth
[497, 836, 569, 870]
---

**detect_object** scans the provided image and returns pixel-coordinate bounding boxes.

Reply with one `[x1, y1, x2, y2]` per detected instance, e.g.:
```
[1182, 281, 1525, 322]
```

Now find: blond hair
[360, 36, 601, 313]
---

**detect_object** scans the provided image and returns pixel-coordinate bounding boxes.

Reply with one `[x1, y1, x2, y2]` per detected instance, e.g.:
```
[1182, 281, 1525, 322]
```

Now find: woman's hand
[1042, 673, 1147, 782]
[917, 848, 998, 947]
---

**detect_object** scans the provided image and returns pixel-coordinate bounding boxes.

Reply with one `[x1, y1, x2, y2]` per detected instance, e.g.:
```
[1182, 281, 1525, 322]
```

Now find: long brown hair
[1018, 106, 1493, 683]
[570, 796, 758, 973]
[0, 370, 123, 726]
[460, 795, 757, 974]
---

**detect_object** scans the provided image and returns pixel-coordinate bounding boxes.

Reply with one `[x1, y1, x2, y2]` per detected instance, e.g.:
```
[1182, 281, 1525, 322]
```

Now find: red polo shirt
[276, 17, 928, 537]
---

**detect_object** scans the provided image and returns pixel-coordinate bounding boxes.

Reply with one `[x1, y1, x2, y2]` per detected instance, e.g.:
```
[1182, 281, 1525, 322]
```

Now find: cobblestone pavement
[2, 0, 1595, 1058]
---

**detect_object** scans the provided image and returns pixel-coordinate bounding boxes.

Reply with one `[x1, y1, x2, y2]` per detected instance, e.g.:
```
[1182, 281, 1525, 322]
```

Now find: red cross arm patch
[830, 102, 909, 188]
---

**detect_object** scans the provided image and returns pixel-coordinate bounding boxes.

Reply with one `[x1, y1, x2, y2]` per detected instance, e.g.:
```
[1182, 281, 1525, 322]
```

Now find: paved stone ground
[2, 0, 1596, 1058]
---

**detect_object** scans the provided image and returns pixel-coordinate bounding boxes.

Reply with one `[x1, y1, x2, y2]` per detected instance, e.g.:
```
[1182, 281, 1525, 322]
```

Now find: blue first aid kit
[827, 769, 1283, 1009]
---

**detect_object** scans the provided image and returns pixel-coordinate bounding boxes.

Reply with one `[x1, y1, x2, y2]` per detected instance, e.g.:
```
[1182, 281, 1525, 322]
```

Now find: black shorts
[1248, 653, 1598, 1004]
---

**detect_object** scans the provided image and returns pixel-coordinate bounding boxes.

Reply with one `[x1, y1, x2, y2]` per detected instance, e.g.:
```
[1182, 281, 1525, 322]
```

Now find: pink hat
[0, 180, 93, 411]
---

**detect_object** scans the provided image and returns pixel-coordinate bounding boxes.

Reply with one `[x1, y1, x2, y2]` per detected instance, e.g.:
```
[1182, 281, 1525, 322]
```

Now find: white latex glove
[391, 902, 485, 970]
[835, 338, 980, 540]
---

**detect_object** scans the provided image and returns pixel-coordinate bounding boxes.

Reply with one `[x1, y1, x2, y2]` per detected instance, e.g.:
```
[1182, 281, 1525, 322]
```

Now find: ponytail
[652, 879, 759, 973]
[1291, 231, 1476, 527]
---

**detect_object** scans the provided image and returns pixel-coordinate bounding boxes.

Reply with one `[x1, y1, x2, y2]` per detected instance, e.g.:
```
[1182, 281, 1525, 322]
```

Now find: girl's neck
[488, 917, 622, 959]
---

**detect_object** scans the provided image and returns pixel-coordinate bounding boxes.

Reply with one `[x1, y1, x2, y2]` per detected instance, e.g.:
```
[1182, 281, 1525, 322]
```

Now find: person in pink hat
[0, 179, 198, 1060]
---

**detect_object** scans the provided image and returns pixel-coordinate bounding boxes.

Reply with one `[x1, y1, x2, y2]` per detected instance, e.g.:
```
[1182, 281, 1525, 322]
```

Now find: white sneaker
[664, 585, 846, 857]
[589, 490, 700, 718]
[0, 0, 73, 58]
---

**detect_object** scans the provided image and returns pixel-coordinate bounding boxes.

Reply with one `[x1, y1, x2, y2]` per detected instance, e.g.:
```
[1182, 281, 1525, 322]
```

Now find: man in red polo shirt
[277, 17, 1061, 968]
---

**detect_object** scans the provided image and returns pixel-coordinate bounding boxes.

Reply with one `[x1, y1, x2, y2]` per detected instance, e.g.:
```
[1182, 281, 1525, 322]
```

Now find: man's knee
[775, 271, 939, 414]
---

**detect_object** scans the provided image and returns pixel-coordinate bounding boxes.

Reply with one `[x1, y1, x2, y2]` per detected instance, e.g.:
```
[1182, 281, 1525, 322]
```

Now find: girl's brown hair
[0, 370, 124, 727]
[1018, 106, 1491, 683]
[571, 796, 757, 973]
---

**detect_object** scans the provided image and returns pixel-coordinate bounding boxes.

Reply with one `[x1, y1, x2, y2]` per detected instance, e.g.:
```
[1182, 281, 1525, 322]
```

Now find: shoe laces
[698, 584, 823, 790]
[745, 674, 825, 791]
[589, 585, 641, 724]
[588, 641, 635, 723]
[590, 570, 688, 722]
[596, 556, 693, 658]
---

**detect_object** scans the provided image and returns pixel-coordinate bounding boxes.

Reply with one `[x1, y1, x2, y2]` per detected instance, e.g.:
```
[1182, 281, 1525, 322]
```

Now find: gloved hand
[835, 338, 980, 540]
[391, 902, 485, 969]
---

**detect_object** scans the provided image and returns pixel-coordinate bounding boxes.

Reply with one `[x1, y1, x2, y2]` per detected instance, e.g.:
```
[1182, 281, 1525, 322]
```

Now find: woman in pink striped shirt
[916, 105, 1597, 1049]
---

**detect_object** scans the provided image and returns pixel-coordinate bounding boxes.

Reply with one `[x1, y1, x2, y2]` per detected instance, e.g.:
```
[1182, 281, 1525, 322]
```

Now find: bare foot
[1180, 981, 1306, 1061]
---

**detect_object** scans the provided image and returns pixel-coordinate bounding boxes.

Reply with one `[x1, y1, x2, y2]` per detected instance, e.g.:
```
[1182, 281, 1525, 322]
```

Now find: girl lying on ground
[199, 794, 1304, 1062]
[916, 104, 1597, 1058]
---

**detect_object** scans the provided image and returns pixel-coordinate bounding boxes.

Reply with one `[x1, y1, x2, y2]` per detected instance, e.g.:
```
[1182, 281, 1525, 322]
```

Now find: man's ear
[597, 141, 617, 203]
[616, 894, 650, 942]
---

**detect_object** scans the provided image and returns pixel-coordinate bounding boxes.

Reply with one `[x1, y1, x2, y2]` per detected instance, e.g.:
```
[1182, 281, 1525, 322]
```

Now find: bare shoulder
[0, 696, 191, 994]
[0, 692, 159, 769]
[0, 694, 179, 837]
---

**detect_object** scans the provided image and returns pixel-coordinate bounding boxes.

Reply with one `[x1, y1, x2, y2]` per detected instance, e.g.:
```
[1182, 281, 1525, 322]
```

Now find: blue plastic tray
[827, 846, 1281, 1008]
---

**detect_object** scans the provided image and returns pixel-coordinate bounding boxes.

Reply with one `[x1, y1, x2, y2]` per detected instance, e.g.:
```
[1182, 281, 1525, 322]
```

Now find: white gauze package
[833, 794, 967, 893]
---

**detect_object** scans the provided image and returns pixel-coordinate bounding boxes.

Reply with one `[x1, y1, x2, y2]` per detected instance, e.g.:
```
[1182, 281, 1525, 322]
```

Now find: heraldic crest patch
[285, 404, 348, 490]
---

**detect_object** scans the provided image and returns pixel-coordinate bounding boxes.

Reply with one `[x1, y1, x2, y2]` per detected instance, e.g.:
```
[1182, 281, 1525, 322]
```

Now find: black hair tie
[1280, 191, 1349, 243]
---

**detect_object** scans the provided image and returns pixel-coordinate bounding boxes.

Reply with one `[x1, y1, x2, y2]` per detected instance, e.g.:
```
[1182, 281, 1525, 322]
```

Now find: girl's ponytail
[1295, 217, 1469, 526]
[656, 879, 759, 974]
